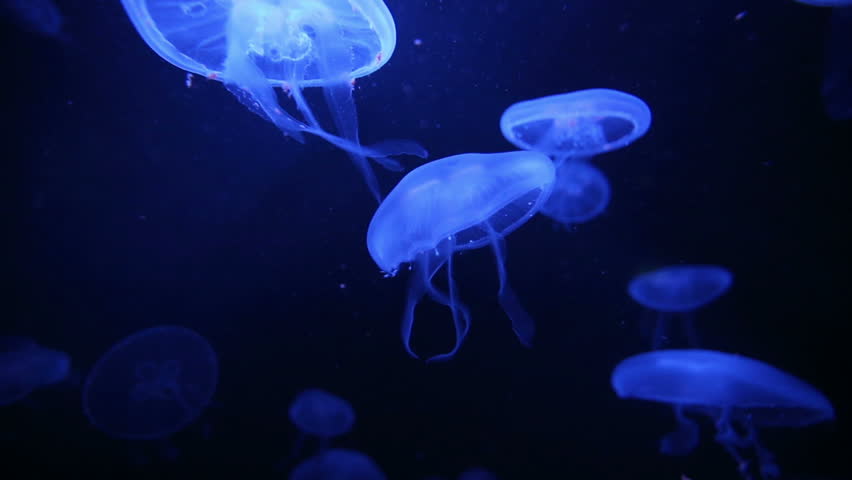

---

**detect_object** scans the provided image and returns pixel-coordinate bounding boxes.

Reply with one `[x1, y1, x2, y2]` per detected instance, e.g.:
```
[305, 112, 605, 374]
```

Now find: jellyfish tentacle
[485, 222, 535, 347]
[660, 405, 699, 456]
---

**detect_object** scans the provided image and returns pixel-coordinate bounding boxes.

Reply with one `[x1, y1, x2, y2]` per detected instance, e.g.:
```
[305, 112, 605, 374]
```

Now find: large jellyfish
[82, 325, 218, 439]
[499, 88, 652, 161]
[367, 151, 555, 361]
[1, 337, 70, 406]
[611, 349, 835, 480]
[290, 448, 386, 480]
[120, 0, 427, 201]
[627, 264, 732, 349]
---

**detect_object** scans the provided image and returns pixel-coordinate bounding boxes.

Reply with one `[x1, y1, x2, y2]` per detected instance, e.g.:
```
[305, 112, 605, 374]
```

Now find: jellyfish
[367, 151, 555, 361]
[458, 467, 499, 480]
[0, 0, 63, 38]
[822, 7, 852, 120]
[82, 325, 218, 439]
[499, 88, 652, 161]
[1, 337, 70, 406]
[794, 0, 852, 6]
[120, 0, 428, 201]
[290, 449, 386, 480]
[627, 265, 733, 349]
[286, 388, 355, 461]
[540, 159, 611, 228]
[611, 349, 835, 480]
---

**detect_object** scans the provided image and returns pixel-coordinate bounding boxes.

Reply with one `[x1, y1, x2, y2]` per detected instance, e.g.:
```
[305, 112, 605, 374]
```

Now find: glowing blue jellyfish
[1, 0, 63, 38]
[823, 7, 852, 120]
[458, 467, 499, 480]
[540, 160, 610, 227]
[367, 151, 555, 361]
[82, 325, 218, 439]
[628, 265, 732, 349]
[611, 349, 835, 480]
[794, 0, 852, 6]
[500, 88, 651, 160]
[290, 449, 386, 480]
[1, 337, 70, 406]
[120, 0, 427, 201]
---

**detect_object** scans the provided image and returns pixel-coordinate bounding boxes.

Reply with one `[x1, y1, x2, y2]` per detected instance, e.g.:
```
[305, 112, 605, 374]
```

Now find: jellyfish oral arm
[485, 222, 536, 347]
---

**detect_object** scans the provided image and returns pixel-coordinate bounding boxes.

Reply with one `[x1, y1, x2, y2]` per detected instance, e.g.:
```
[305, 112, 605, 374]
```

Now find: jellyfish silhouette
[82, 325, 218, 439]
[290, 448, 386, 480]
[611, 349, 835, 480]
[286, 388, 355, 461]
[500, 88, 652, 160]
[540, 160, 611, 227]
[367, 151, 555, 361]
[1, 337, 70, 406]
[628, 265, 732, 349]
[458, 467, 499, 480]
[120, 0, 427, 201]
[0, 0, 63, 38]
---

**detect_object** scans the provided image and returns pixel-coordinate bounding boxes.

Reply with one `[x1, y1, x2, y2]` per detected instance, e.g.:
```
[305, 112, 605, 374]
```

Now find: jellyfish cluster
[4, 0, 843, 478]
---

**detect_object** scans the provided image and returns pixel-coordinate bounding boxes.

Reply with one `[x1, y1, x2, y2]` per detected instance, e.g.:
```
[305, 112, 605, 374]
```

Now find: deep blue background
[4, 0, 850, 478]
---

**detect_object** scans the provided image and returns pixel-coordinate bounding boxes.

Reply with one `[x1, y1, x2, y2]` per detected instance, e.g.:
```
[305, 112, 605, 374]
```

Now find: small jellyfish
[82, 325, 218, 439]
[290, 448, 386, 480]
[285, 388, 355, 462]
[500, 88, 651, 160]
[367, 151, 555, 361]
[458, 467, 499, 480]
[627, 265, 732, 349]
[1, 337, 70, 406]
[540, 159, 611, 227]
[611, 349, 835, 480]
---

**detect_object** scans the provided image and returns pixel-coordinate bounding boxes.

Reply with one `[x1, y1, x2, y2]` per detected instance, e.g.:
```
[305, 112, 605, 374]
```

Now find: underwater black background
[3, 0, 851, 478]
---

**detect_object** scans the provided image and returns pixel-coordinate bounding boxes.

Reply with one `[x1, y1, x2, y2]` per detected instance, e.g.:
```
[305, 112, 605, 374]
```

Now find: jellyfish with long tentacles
[367, 151, 555, 361]
[611, 349, 835, 480]
[120, 0, 428, 201]
[627, 264, 732, 349]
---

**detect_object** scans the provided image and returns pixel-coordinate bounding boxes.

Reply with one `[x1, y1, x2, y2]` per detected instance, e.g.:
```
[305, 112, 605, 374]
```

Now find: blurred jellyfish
[367, 151, 555, 361]
[120, 0, 427, 201]
[794, 0, 852, 6]
[611, 349, 835, 480]
[458, 467, 499, 480]
[627, 265, 732, 349]
[82, 325, 218, 439]
[822, 7, 852, 120]
[0, 0, 63, 38]
[290, 448, 386, 480]
[540, 160, 611, 228]
[500, 88, 652, 160]
[1, 337, 70, 406]
[285, 388, 355, 461]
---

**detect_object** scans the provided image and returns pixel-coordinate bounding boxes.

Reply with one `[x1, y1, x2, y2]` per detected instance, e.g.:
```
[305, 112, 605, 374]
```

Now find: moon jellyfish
[290, 449, 386, 480]
[0, 0, 63, 38]
[627, 265, 732, 349]
[0, 337, 70, 406]
[284, 388, 355, 462]
[540, 160, 611, 227]
[500, 88, 652, 160]
[82, 325, 218, 439]
[822, 7, 852, 120]
[368, 151, 555, 361]
[120, 0, 428, 202]
[611, 349, 835, 480]
[458, 467, 499, 480]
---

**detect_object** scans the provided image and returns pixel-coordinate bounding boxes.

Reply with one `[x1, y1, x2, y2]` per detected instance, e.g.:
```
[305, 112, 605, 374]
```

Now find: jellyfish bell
[290, 449, 386, 480]
[611, 349, 835, 479]
[500, 88, 652, 158]
[540, 160, 611, 227]
[120, 0, 427, 201]
[458, 467, 499, 480]
[289, 388, 356, 439]
[367, 151, 555, 361]
[82, 325, 218, 439]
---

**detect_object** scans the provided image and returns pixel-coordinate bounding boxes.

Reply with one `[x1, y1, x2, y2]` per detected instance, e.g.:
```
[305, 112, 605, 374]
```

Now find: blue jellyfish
[822, 7, 852, 120]
[794, 0, 852, 6]
[611, 349, 835, 480]
[540, 160, 611, 227]
[120, 0, 427, 201]
[290, 448, 386, 480]
[0, 0, 63, 38]
[458, 467, 499, 480]
[1, 337, 70, 406]
[82, 325, 218, 439]
[627, 264, 733, 349]
[284, 388, 355, 463]
[367, 151, 556, 361]
[499, 88, 652, 160]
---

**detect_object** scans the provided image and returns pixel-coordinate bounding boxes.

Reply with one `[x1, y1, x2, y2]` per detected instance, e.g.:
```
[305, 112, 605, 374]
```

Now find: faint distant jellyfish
[287, 388, 355, 459]
[120, 0, 427, 201]
[540, 160, 611, 228]
[794, 0, 852, 6]
[458, 467, 499, 480]
[367, 151, 556, 361]
[290, 449, 386, 480]
[0, 0, 63, 38]
[0, 337, 70, 406]
[82, 325, 218, 439]
[627, 265, 732, 349]
[500, 88, 652, 160]
[822, 7, 852, 120]
[611, 349, 835, 480]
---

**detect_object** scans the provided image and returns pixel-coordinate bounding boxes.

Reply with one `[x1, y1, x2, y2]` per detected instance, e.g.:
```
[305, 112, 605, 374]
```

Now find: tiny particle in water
[185, 72, 194, 88]
[734, 11, 747, 21]
[339, 283, 347, 289]
[413, 38, 423, 46]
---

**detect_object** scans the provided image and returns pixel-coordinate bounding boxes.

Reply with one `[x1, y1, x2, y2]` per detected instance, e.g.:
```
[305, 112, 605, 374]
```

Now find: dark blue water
[4, 0, 850, 478]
